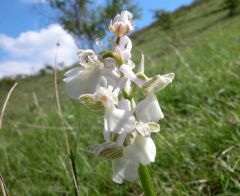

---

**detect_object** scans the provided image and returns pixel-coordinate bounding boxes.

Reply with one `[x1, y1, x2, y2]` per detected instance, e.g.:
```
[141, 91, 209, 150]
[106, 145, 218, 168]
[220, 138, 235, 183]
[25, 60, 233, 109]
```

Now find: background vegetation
[0, 0, 240, 195]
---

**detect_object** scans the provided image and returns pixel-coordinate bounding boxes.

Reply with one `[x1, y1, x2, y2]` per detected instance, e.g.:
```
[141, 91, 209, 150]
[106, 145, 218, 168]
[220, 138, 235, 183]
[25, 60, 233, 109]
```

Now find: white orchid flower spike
[64, 10, 175, 186]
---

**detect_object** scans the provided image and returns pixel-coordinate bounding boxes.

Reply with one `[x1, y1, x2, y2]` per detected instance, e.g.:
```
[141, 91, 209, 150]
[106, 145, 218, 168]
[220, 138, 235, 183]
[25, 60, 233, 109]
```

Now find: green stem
[138, 165, 156, 196]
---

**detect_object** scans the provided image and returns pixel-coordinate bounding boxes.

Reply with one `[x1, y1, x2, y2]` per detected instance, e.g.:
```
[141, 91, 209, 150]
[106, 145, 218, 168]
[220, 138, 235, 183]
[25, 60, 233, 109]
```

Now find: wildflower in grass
[64, 10, 175, 189]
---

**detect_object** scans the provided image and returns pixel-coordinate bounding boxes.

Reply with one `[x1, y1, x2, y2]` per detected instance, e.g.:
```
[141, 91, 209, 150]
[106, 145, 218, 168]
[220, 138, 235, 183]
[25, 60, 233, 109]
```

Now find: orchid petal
[136, 136, 156, 165]
[122, 50, 131, 63]
[113, 77, 128, 97]
[104, 117, 110, 142]
[77, 49, 95, 62]
[142, 73, 175, 93]
[112, 158, 139, 184]
[148, 122, 160, 133]
[136, 122, 160, 136]
[138, 53, 145, 73]
[103, 57, 116, 69]
[64, 67, 83, 77]
[93, 87, 118, 110]
[101, 67, 120, 89]
[118, 99, 131, 111]
[79, 94, 104, 111]
[106, 108, 136, 134]
[64, 67, 104, 99]
[119, 64, 145, 88]
[87, 142, 123, 160]
[112, 134, 156, 183]
[135, 93, 164, 122]
[125, 134, 156, 165]
[136, 122, 151, 136]
[128, 60, 135, 69]
[118, 36, 132, 51]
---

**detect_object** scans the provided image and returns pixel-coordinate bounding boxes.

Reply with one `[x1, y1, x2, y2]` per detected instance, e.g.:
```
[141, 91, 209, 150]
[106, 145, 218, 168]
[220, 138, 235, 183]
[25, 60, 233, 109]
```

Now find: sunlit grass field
[0, 0, 240, 195]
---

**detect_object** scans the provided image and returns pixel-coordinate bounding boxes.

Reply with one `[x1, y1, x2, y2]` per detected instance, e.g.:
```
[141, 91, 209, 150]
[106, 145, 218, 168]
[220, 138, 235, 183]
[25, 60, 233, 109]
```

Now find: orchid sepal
[87, 142, 123, 160]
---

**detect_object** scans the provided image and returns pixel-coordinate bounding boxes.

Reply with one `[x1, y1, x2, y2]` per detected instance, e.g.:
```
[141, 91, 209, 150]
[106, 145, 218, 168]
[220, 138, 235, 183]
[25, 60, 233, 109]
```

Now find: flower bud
[109, 11, 134, 37]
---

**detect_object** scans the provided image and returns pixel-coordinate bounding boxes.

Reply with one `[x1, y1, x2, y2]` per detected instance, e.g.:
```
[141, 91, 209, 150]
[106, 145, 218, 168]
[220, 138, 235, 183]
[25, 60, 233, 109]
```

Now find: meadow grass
[0, 0, 240, 195]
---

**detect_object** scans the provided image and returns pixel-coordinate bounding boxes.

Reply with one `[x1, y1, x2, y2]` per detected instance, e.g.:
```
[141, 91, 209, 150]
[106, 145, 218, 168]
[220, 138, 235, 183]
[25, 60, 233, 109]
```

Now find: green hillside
[0, 0, 240, 195]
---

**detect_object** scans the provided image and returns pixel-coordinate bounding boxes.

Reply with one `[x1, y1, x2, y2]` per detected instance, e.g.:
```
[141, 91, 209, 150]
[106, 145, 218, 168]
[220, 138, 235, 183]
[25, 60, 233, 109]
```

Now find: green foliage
[47, 0, 141, 47]
[1, 0, 240, 195]
[153, 9, 174, 30]
[223, 0, 240, 16]
[38, 65, 54, 76]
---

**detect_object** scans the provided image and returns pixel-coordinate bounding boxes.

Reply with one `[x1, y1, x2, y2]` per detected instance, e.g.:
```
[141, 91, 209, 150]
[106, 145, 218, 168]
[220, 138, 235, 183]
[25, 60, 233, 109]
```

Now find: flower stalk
[138, 165, 156, 196]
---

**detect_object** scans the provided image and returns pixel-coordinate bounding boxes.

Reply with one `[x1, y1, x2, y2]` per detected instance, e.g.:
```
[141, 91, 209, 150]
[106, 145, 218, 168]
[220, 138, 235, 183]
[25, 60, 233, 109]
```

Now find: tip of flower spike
[109, 10, 134, 37]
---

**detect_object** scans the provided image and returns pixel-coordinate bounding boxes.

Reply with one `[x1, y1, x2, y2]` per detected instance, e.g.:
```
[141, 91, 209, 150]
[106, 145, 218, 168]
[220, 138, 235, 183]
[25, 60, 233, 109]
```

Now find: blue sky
[0, 0, 193, 77]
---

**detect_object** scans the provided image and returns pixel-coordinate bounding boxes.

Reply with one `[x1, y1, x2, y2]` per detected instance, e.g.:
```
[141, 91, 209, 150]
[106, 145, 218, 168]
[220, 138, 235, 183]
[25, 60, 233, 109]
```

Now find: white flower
[112, 133, 156, 184]
[93, 87, 136, 139]
[64, 10, 175, 185]
[109, 11, 134, 37]
[104, 105, 136, 135]
[64, 53, 106, 99]
[93, 86, 118, 110]
[134, 73, 175, 122]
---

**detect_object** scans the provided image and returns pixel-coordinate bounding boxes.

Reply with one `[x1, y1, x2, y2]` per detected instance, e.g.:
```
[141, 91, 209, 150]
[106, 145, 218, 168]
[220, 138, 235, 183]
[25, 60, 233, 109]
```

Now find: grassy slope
[0, 0, 240, 195]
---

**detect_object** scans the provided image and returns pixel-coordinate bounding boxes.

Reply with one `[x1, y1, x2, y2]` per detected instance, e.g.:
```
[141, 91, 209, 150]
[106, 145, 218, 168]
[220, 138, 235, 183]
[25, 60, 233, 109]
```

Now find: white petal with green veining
[87, 142, 123, 159]
[142, 73, 175, 93]
[79, 94, 104, 111]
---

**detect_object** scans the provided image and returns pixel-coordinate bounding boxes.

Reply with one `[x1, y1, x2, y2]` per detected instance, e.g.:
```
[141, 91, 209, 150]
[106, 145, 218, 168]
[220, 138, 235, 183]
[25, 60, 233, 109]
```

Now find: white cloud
[0, 61, 38, 78]
[0, 24, 78, 78]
